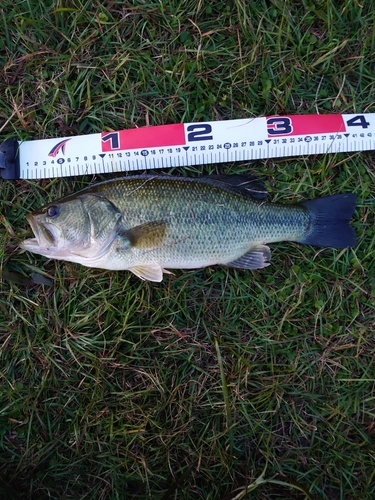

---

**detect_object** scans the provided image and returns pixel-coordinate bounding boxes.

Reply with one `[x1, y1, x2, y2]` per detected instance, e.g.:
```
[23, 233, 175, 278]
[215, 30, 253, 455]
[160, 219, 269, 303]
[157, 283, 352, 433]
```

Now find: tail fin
[299, 193, 357, 248]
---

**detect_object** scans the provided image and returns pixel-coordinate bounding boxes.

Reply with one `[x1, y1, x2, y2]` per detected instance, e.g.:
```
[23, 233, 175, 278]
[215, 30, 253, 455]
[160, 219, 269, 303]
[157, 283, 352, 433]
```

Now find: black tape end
[0, 139, 20, 180]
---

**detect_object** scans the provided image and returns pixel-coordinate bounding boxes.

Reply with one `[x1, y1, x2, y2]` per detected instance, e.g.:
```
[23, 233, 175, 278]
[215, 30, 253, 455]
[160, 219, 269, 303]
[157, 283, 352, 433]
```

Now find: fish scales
[20, 175, 356, 282]
[78, 176, 309, 268]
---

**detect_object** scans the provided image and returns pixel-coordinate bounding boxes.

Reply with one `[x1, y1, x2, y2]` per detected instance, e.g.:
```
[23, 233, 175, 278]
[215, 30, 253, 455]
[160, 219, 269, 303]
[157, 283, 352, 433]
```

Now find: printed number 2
[102, 132, 120, 149]
[187, 124, 213, 142]
[266, 117, 293, 135]
[346, 115, 370, 129]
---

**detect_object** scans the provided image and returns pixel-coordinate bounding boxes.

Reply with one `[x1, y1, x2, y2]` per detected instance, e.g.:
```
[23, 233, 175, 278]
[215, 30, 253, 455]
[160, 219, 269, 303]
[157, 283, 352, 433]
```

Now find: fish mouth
[26, 214, 58, 249]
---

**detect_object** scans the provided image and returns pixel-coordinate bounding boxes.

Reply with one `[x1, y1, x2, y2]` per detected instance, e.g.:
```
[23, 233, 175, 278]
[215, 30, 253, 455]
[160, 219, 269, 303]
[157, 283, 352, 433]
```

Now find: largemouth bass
[21, 174, 356, 282]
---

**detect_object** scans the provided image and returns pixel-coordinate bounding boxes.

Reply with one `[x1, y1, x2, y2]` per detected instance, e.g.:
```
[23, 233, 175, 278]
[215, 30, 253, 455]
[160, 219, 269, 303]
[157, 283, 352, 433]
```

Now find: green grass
[1, 0, 375, 498]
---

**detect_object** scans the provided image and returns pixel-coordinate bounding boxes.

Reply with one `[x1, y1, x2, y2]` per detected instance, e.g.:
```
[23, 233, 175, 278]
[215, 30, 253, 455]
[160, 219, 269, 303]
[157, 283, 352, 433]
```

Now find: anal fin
[226, 245, 271, 270]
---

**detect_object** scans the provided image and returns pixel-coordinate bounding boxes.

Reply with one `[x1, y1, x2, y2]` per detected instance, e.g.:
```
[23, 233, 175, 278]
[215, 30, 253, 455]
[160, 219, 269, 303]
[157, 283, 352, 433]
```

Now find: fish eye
[46, 205, 60, 218]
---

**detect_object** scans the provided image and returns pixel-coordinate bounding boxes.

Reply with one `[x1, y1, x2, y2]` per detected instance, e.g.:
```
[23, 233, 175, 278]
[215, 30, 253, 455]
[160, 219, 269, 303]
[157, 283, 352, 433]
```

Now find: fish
[20, 174, 357, 282]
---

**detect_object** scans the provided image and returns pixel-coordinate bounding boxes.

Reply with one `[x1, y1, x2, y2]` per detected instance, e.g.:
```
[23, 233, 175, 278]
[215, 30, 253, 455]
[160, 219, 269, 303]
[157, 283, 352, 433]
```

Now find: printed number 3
[266, 117, 293, 135]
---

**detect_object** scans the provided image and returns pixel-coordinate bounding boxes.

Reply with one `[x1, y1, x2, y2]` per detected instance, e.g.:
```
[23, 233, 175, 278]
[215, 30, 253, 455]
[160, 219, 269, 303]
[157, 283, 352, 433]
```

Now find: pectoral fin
[119, 221, 167, 249]
[226, 245, 271, 270]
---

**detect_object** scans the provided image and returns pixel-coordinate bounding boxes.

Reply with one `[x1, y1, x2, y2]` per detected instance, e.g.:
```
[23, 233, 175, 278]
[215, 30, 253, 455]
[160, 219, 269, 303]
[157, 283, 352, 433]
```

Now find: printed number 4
[346, 115, 370, 129]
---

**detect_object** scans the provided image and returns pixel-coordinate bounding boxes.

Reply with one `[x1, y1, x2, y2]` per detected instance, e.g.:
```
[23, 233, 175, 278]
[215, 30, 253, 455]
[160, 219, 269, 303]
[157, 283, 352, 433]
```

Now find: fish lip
[26, 214, 40, 241]
[26, 214, 57, 249]
[19, 237, 41, 253]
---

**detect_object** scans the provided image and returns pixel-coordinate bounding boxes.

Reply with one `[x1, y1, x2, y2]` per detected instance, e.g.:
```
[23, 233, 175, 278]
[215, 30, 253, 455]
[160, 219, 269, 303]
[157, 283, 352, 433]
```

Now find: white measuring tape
[1, 113, 374, 179]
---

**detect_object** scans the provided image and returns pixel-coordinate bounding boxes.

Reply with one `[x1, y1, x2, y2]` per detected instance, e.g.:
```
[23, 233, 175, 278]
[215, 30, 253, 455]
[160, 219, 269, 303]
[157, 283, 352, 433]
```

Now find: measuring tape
[1, 113, 374, 180]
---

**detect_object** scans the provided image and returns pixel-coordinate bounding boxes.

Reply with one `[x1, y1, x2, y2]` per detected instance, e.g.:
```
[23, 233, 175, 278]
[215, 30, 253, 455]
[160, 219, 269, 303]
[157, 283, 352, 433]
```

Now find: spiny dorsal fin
[201, 174, 268, 200]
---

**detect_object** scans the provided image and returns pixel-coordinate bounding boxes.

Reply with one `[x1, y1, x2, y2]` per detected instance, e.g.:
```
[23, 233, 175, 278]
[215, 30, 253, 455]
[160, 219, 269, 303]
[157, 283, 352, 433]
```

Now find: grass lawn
[1, 0, 375, 498]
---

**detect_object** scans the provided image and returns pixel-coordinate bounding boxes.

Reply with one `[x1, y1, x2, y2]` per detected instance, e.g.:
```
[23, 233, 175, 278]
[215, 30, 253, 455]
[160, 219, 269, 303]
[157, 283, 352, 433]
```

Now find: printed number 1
[102, 132, 120, 149]
[346, 115, 370, 129]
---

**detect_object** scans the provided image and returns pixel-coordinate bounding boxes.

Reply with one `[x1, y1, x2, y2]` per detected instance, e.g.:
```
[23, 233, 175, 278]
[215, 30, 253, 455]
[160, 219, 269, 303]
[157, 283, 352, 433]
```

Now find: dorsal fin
[200, 174, 268, 200]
